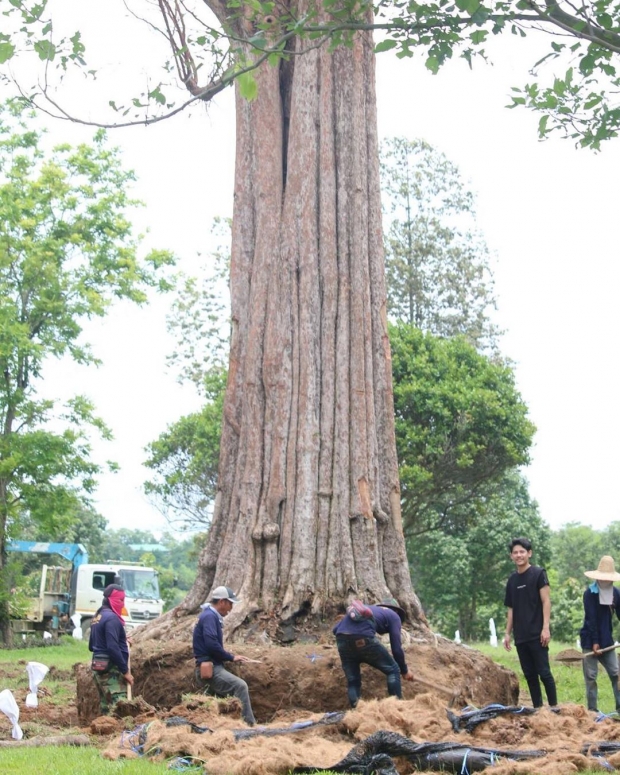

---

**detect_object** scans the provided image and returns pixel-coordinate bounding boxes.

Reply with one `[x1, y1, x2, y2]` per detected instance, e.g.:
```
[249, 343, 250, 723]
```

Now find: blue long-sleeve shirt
[89, 607, 129, 674]
[193, 605, 235, 666]
[580, 584, 620, 650]
[333, 605, 409, 675]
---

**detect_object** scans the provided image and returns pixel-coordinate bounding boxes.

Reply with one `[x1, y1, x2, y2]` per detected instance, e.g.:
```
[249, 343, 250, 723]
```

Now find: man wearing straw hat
[580, 556, 620, 712]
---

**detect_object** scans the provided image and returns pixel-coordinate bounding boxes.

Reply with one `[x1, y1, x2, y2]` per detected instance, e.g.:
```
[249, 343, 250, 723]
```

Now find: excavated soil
[74, 614, 518, 724]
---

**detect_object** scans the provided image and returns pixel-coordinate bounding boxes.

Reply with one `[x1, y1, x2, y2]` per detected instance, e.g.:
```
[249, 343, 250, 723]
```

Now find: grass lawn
[473, 640, 619, 712]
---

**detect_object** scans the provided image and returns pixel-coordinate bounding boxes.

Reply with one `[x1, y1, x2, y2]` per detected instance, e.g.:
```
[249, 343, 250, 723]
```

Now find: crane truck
[7, 541, 164, 637]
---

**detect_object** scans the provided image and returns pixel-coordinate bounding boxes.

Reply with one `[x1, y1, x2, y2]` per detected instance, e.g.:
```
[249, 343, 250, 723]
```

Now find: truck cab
[7, 542, 164, 637]
[76, 562, 163, 636]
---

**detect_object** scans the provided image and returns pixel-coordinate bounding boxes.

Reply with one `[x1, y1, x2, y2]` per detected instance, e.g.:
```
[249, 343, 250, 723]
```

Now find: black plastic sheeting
[149, 708, 620, 772]
[293, 730, 547, 774]
[447, 704, 539, 733]
[233, 711, 346, 741]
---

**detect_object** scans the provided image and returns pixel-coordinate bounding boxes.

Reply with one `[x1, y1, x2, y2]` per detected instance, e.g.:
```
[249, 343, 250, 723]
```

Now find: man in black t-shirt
[503, 537, 557, 708]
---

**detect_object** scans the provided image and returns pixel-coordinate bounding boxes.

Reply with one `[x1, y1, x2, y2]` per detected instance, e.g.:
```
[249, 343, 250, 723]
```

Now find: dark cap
[377, 596, 406, 622]
[103, 584, 124, 599]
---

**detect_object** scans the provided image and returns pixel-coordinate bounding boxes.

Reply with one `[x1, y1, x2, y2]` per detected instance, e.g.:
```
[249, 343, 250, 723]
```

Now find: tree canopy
[0, 101, 175, 641]
[3, 1, 620, 147]
[380, 137, 498, 349]
[390, 323, 536, 535]
[408, 470, 550, 640]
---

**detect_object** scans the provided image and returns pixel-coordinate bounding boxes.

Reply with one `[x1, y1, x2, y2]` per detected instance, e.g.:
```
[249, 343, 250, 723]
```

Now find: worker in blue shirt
[580, 556, 620, 712]
[89, 584, 134, 715]
[193, 585, 256, 725]
[333, 597, 414, 707]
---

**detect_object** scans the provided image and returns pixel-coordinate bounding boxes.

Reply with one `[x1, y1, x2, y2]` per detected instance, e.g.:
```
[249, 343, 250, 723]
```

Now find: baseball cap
[210, 585, 240, 603]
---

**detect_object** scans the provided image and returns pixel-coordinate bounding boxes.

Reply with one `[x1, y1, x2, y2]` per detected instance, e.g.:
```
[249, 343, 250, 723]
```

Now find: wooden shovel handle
[126, 649, 132, 701]
[583, 642, 620, 659]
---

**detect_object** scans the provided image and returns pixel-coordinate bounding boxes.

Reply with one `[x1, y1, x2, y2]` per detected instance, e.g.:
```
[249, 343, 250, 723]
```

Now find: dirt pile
[75, 630, 518, 725]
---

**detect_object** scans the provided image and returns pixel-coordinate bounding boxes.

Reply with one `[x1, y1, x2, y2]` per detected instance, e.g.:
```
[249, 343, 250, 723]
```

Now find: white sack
[71, 612, 83, 640]
[0, 688, 23, 740]
[26, 661, 49, 707]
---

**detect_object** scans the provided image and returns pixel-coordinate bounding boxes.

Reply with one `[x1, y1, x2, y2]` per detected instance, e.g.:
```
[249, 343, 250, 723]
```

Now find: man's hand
[123, 672, 134, 685]
[593, 643, 601, 655]
[403, 670, 415, 682]
[540, 627, 550, 648]
[233, 654, 252, 663]
[503, 634, 512, 651]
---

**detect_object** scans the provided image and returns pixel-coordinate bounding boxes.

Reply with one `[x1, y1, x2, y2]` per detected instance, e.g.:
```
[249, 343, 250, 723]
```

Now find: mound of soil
[75, 613, 517, 725]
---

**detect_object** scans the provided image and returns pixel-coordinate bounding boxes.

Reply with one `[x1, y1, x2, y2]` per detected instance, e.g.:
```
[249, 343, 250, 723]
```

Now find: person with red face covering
[89, 584, 134, 715]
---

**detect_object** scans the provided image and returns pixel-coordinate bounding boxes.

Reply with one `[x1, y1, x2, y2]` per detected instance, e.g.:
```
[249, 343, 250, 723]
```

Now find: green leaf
[375, 39, 398, 53]
[538, 114, 549, 135]
[238, 71, 258, 101]
[0, 41, 15, 64]
[33, 39, 56, 61]
[149, 86, 166, 105]
[469, 30, 488, 45]
[425, 55, 439, 74]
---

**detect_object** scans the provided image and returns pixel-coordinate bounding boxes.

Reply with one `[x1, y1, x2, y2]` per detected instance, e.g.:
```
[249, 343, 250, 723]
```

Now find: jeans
[196, 664, 256, 724]
[582, 648, 620, 712]
[516, 639, 557, 707]
[336, 635, 402, 708]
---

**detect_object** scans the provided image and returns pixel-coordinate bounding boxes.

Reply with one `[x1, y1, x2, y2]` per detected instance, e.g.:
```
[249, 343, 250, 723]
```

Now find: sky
[3, 1, 619, 537]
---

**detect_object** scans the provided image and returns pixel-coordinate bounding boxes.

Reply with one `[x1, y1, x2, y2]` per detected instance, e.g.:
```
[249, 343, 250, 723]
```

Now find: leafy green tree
[408, 472, 550, 640]
[390, 323, 536, 536]
[550, 523, 607, 583]
[0, 101, 175, 643]
[165, 218, 231, 393]
[548, 570, 583, 643]
[144, 370, 225, 528]
[381, 137, 498, 350]
[143, 219, 230, 530]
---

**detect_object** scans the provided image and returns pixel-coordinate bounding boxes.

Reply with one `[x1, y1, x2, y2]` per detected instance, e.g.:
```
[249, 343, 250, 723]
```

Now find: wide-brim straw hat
[584, 555, 620, 581]
[377, 596, 406, 622]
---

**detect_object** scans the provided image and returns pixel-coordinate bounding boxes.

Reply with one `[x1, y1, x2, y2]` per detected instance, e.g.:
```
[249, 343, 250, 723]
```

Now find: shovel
[413, 676, 465, 708]
[555, 642, 620, 664]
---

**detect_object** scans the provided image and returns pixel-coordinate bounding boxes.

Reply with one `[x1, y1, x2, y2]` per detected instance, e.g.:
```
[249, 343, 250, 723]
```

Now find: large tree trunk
[181, 7, 426, 634]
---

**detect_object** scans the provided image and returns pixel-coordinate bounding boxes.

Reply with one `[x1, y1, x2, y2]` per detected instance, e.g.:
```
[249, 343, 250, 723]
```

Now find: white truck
[7, 541, 164, 637]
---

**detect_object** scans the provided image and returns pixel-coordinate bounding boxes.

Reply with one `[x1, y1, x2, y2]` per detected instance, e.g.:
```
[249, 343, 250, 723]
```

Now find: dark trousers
[516, 639, 557, 707]
[336, 635, 402, 708]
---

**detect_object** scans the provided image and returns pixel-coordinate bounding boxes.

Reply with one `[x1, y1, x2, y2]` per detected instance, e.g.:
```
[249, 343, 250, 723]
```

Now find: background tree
[390, 323, 535, 536]
[408, 471, 550, 640]
[0, 102, 174, 643]
[144, 369, 225, 529]
[550, 523, 607, 582]
[381, 137, 498, 349]
[144, 223, 230, 529]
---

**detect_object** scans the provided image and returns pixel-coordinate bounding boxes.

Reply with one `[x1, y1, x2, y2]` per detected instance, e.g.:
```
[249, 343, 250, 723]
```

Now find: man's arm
[539, 585, 551, 647]
[386, 619, 409, 676]
[503, 608, 513, 651]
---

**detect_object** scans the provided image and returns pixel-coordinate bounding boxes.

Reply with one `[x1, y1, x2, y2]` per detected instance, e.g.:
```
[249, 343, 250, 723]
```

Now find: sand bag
[0, 688, 24, 740]
[26, 661, 49, 707]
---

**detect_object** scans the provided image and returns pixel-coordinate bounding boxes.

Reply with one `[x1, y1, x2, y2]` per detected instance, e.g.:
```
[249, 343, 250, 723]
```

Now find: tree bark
[182, 4, 427, 634]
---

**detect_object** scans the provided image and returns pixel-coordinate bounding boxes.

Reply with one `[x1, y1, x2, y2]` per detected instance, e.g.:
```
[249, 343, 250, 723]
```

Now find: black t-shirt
[504, 564, 549, 645]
